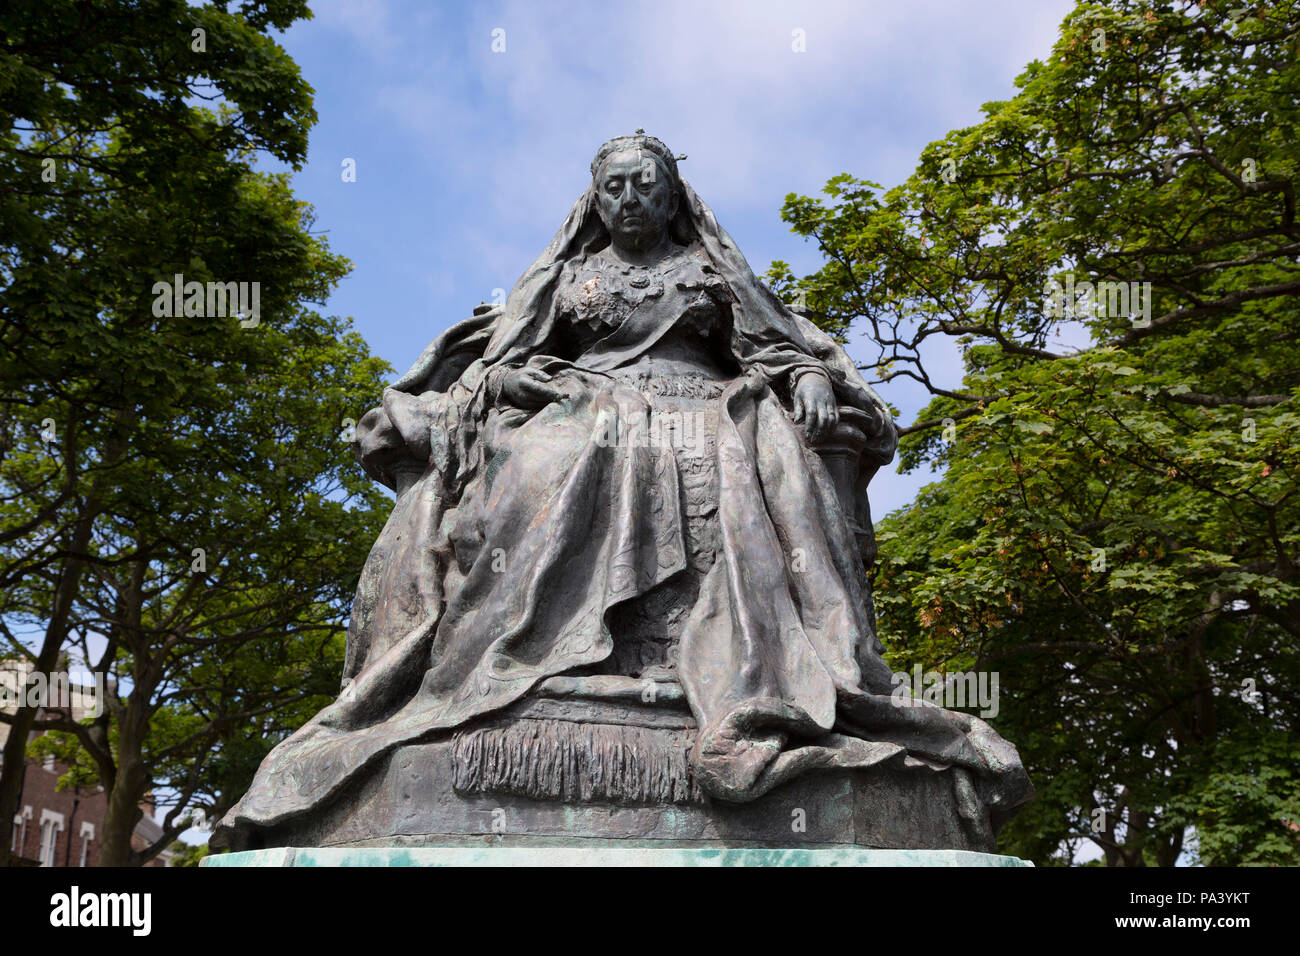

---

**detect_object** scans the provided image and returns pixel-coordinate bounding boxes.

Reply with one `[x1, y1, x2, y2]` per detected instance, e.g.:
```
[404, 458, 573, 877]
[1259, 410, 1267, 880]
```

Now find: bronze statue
[213, 134, 1031, 853]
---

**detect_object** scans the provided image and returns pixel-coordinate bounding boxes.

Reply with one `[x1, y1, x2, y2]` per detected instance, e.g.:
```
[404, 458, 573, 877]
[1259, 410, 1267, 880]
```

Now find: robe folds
[215, 352, 1029, 839]
[213, 178, 1032, 845]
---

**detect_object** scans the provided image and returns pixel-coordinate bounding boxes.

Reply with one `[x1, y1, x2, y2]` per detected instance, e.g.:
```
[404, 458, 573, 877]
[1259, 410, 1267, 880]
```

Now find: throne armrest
[811, 405, 877, 564]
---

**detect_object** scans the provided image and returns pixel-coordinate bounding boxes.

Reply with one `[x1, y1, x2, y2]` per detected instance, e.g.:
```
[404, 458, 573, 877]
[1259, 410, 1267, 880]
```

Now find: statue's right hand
[500, 366, 571, 409]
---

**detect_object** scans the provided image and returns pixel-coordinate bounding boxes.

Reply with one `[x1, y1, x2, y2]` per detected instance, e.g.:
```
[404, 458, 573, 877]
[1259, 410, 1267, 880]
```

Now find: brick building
[2, 660, 172, 866]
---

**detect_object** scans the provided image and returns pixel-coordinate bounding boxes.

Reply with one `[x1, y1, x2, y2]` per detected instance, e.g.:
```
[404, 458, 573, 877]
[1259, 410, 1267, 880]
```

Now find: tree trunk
[0, 744, 29, 865]
[0, 511, 96, 865]
[98, 756, 147, 867]
[0, 420, 124, 865]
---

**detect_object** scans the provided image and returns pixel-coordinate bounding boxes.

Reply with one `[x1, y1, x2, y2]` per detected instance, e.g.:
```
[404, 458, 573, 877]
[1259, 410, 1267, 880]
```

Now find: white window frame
[78, 821, 95, 867]
[38, 809, 64, 867]
[13, 805, 31, 854]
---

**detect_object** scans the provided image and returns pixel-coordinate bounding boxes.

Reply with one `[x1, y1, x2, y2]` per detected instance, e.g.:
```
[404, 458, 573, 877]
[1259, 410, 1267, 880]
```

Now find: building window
[78, 822, 94, 867]
[37, 810, 63, 867]
[38, 821, 55, 865]
[13, 806, 31, 856]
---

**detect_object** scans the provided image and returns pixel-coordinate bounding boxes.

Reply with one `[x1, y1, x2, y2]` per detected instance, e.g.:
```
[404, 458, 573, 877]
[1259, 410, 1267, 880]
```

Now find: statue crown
[590, 132, 683, 185]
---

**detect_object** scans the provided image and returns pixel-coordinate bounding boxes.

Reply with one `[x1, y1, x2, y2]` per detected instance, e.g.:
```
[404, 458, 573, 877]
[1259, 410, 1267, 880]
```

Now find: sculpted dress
[213, 178, 1031, 846]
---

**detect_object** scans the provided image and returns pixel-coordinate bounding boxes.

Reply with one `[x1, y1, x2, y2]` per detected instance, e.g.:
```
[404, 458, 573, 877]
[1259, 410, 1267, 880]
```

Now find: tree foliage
[0, 1, 393, 864]
[770, 0, 1300, 865]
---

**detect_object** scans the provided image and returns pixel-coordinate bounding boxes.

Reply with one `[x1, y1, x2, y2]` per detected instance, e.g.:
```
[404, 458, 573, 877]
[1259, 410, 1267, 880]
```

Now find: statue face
[594, 148, 679, 252]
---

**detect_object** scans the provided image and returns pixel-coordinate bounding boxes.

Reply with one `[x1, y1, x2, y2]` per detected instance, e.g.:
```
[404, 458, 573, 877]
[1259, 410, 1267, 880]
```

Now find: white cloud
[313, 0, 1073, 213]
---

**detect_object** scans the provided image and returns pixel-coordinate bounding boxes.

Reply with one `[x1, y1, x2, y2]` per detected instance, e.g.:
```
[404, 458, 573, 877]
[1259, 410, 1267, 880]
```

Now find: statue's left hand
[501, 366, 573, 409]
[792, 372, 838, 443]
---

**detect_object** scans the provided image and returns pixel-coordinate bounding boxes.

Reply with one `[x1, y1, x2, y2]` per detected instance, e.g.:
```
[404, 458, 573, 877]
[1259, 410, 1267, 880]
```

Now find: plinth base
[214, 681, 1034, 857]
[240, 737, 1008, 852]
[201, 842, 1033, 867]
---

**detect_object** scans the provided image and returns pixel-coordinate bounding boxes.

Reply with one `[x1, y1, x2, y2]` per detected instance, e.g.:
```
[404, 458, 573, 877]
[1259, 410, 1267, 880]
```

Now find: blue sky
[269, 0, 1077, 517]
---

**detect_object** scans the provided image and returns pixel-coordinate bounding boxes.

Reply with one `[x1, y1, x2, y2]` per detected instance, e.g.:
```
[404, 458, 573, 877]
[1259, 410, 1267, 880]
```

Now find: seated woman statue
[214, 133, 1030, 848]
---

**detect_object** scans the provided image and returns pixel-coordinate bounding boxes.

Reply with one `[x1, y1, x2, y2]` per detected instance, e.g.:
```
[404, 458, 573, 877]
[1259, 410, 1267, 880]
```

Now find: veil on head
[480, 132, 817, 368]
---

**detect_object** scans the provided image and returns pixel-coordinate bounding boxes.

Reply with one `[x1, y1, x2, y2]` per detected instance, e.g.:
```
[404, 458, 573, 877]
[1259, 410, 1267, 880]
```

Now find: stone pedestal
[202, 843, 1033, 867]
[237, 735, 1003, 854]
[217, 680, 1030, 860]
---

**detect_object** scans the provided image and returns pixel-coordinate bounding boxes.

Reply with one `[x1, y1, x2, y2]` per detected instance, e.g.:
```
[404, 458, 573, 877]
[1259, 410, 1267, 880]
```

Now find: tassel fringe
[452, 718, 704, 805]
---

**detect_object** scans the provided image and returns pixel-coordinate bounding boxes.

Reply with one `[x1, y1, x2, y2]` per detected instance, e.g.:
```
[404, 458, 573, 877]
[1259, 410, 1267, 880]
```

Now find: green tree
[166, 839, 210, 867]
[769, 0, 1299, 865]
[0, 1, 393, 864]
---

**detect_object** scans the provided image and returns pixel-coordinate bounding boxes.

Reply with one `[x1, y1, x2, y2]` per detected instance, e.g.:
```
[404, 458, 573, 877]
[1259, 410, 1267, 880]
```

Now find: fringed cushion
[452, 718, 704, 805]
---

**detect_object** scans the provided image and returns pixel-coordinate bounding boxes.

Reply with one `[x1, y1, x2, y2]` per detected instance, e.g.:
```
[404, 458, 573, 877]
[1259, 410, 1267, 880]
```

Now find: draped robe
[213, 179, 1031, 845]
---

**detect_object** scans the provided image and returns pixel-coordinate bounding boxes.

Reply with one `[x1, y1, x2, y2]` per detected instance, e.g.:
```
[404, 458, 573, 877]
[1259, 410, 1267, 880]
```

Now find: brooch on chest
[568, 256, 678, 332]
